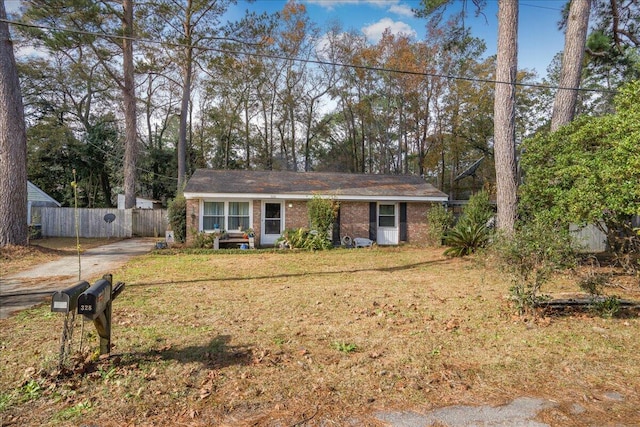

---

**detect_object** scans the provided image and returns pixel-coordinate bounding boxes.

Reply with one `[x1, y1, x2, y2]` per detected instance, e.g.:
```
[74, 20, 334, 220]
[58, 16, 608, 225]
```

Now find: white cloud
[5, 1, 21, 14]
[305, 0, 396, 11]
[304, 0, 415, 18]
[16, 45, 45, 58]
[361, 18, 417, 43]
[388, 3, 415, 18]
[305, 0, 363, 10]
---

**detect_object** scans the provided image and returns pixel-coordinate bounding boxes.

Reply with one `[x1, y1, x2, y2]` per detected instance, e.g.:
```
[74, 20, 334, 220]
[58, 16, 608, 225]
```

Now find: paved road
[0, 238, 154, 319]
[376, 397, 556, 426]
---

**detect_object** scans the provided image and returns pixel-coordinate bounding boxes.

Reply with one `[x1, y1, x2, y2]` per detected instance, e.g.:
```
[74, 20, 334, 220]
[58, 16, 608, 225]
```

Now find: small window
[378, 204, 396, 228]
[203, 202, 224, 230]
[229, 202, 250, 230]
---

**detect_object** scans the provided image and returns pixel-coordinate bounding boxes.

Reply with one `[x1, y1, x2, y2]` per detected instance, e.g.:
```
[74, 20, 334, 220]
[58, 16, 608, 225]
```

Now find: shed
[117, 194, 163, 210]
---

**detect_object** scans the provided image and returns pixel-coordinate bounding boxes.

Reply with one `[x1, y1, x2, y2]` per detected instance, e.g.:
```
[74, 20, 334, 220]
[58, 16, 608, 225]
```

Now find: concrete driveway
[0, 238, 154, 319]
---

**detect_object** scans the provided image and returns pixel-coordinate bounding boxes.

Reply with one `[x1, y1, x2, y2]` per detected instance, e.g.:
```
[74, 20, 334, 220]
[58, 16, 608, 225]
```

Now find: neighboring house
[116, 194, 163, 210]
[27, 181, 61, 225]
[183, 169, 448, 247]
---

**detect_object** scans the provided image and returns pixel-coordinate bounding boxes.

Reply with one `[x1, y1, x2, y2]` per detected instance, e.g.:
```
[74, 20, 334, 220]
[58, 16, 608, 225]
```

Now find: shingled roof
[184, 169, 448, 202]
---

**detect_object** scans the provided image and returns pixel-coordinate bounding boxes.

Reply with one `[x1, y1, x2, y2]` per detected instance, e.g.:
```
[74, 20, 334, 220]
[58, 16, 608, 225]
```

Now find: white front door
[377, 203, 399, 245]
[261, 202, 283, 246]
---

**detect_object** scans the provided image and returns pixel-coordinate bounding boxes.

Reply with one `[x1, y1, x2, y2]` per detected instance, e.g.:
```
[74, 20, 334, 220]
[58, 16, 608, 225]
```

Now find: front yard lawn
[1, 246, 638, 426]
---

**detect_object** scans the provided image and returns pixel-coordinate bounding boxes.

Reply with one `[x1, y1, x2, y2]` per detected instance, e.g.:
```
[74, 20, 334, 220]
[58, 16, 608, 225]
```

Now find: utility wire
[520, 2, 564, 11]
[1, 17, 617, 94]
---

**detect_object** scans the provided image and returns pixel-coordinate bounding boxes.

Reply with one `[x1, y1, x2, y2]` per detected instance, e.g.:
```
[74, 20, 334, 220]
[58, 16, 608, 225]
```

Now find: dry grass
[1, 238, 122, 276]
[1, 246, 639, 426]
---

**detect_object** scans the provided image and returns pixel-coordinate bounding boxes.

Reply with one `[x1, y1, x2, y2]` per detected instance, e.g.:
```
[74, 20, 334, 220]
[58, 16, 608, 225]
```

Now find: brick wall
[406, 202, 431, 244]
[337, 201, 437, 245]
[338, 201, 370, 240]
[252, 201, 261, 239]
[185, 198, 439, 247]
[284, 200, 308, 229]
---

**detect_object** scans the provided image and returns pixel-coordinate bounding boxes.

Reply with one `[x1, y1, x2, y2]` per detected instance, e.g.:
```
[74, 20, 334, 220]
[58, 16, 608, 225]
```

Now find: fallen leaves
[199, 370, 219, 400]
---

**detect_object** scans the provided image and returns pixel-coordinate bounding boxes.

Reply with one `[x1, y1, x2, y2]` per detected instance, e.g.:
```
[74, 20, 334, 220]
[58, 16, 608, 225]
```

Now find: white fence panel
[570, 223, 607, 253]
[39, 207, 169, 238]
[132, 209, 169, 237]
[40, 208, 132, 238]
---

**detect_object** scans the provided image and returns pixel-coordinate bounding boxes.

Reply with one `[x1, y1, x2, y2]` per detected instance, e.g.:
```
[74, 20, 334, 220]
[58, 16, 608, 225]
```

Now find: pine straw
[1, 247, 639, 426]
[1, 244, 62, 276]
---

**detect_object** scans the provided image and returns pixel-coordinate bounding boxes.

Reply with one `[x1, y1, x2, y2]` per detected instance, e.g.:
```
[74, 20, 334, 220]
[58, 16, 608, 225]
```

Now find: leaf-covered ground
[1, 246, 638, 426]
[1, 237, 119, 276]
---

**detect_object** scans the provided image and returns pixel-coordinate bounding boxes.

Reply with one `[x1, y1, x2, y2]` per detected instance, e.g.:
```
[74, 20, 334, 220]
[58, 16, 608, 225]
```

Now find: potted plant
[244, 228, 255, 248]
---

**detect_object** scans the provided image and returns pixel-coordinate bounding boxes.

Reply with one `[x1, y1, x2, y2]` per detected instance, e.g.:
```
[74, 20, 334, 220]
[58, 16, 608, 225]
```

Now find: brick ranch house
[183, 169, 448, 247]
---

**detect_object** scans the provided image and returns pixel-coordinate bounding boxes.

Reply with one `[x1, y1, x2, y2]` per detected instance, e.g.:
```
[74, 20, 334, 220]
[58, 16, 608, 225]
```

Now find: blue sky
[5, 0, 568, 77]
[231, 0, 568, 78]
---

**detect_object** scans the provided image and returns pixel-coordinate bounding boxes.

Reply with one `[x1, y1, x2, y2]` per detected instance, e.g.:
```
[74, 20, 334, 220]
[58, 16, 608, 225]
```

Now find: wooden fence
[34, 207, 168, 238]
[570, 223, 607, 253]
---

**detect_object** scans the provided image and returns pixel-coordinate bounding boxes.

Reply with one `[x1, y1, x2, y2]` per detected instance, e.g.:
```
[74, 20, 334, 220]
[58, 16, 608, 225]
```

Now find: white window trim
[261, 201, 285, 236]
[200, 199, 253, 232]
[378, 202, 398, 229]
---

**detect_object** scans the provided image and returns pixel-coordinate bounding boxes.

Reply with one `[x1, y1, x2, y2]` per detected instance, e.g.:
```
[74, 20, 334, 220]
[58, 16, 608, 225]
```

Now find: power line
[520, 2, 564, 12]
[1, 17, 617, 94]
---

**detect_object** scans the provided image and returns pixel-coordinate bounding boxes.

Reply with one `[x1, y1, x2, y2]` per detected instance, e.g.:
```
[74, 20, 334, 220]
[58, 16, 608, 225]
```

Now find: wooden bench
[217, 232, 253, 249]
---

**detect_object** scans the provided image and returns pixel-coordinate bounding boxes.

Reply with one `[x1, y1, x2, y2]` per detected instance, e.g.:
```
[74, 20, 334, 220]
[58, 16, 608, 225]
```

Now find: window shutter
[400, 203, 407, 241]
[332, 207, 341, 246]
[369, 202, 376, 241]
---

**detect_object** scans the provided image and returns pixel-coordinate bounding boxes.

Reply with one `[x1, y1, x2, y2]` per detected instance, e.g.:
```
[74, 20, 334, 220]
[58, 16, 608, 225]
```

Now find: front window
[378, 204, 396, 228]
[229, 202, 250, 231]
[202, 201, 251, 231]
[203, 202, 224, 230]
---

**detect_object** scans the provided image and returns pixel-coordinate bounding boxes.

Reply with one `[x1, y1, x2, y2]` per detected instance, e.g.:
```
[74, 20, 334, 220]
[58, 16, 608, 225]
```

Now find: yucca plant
[443, 190, 494, 257]
[277, 228, 333, 250]
[443, 223, 490, 257]
[302, 230, 333, 250]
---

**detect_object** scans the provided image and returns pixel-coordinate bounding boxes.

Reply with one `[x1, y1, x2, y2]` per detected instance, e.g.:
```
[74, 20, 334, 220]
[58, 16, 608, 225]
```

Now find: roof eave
[184, 192, 448, 203]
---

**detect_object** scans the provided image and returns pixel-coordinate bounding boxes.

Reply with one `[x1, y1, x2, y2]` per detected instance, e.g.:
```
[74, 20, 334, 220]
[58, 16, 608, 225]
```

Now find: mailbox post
[78, 275, 112, 354]
[51, 273, 125, 362]
[77, 274, 126, 355]
[51, 281, 91, 367]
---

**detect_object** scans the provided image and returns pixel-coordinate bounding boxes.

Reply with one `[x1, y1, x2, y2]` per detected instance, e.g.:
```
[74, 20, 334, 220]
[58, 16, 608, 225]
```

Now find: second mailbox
[51, 281, 90, 314]
[77, 277, 112, 320]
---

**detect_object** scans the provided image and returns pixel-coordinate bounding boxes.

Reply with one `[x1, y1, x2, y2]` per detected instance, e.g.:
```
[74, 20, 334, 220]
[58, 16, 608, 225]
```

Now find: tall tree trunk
[304, 102, 314, 172]
[0, 3, 28, 246]
[550, 0, 591, 131]
[122, 0, 138, 209]
[178, 62, 192, 184]
[0, 2, 28, 246]
[244, 99, 251, 169]
[289, 102, 297, 171]
[178, 0, 194, 189]
[493, 0, 519, 233]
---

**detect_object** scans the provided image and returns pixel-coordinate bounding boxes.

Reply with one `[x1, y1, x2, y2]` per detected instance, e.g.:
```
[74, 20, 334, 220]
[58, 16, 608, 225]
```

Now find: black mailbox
[51, 281, 90, 314]
[51, 280, 89, 313]
[77, 277, 112, 320]
[73, 274, 124, 356]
